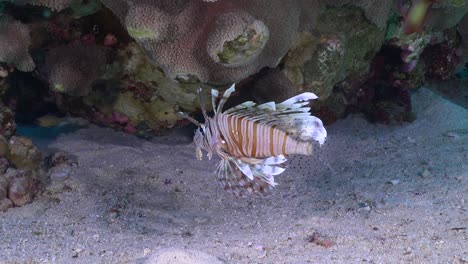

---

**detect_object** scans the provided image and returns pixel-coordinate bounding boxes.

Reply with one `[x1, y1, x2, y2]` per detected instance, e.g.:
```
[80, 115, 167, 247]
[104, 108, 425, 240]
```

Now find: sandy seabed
[0, 88, 467, 264]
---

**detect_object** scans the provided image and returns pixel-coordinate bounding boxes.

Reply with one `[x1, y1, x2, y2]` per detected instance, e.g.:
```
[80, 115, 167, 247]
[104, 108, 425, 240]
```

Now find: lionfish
[180, 84, 327, 196]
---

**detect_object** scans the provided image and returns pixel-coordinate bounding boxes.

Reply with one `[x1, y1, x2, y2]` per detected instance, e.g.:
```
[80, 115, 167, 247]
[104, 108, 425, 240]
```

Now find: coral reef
[283, 6, 385, 101]
[52, 42, 209, 135]
[422, 32, 460, 80]
[457, 12, 468, 70]
[101, 0, 302, 83]
[0, 0, 464, 213]
[0, 0, 465, 137]
[2, 0, 101, 15]
[11, 0, 73, 11]
[0, 102, 16, 138]
[45, 43, 107, 96]
[250, 68, 299, 104]
[327, 0, 395, 29]
[0, 135, 41, 211]
[7, 136, 41, 170]
[426, 0, 468, 31]
[0, 15, 35, 72]
[2, 168, 39, 207]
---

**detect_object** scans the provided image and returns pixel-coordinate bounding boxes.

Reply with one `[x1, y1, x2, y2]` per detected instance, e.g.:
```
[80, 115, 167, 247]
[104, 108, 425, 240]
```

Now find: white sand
[0, 87, 467, 264]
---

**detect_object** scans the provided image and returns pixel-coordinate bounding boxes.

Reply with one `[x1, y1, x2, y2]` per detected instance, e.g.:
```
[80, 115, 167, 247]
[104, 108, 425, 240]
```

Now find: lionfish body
[181, 84, 327, 196]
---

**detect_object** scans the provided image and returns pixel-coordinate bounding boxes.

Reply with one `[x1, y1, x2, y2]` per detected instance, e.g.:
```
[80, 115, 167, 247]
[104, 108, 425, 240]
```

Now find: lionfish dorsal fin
[256, 102, 276, 111]
[211, 89, 219, 114]
[216, 83, 236, 113]
[222, 92, 327, 145]
[279, 92, 318, 107]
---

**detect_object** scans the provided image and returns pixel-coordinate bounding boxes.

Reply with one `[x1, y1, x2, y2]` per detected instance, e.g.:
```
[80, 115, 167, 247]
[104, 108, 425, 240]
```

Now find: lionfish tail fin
[216, 155, 287, 196]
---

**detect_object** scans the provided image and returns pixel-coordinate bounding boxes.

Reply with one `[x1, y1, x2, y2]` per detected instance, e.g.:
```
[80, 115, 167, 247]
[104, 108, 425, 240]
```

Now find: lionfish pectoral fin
[197, 87, 209, 121]
[216, 155, 288, 196]
[178, 111, 201, 127]
[196, 147, 203, 160]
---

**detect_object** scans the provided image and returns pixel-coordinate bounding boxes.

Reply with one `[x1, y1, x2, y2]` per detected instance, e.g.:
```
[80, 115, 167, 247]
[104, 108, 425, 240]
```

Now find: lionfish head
[179, 86, 218, 160]
[178, 111, 213, 160]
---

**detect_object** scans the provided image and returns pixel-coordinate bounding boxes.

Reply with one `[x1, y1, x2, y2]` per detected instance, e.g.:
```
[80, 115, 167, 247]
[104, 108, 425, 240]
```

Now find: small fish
[35, 114, 89, 128]
[180, 84, 327, 196]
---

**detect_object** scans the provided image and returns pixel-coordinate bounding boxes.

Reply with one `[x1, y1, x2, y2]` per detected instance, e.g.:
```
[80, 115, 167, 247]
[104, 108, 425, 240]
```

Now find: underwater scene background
[0, 0, 467, 263]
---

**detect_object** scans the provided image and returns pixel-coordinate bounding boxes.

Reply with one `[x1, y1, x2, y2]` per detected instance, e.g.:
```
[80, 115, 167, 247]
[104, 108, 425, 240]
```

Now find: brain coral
[0, 16, 35, 72]
[101, 0, 302, 83]
[45, 43, 107, 96]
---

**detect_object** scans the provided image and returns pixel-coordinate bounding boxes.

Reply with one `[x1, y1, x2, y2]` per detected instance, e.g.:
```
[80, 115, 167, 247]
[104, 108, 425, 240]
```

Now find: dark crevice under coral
[3, 71, 59, 124]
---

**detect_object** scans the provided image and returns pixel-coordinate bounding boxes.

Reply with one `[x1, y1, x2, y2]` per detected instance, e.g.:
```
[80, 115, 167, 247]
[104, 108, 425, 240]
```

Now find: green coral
[284, 6, 385, 100]
[88, 42, 210, 132]
[113, 92, 146, 123]
[126, 27, 157, 40]
[450, 0, 466, 7]
[316, 6, 385, 75]
[70, 0, 102, 18]
[217, 28, 269, 66]
[53, 84, 65, 92]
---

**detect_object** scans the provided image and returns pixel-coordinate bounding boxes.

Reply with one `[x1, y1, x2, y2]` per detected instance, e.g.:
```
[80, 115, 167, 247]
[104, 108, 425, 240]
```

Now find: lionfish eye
[198, 127, 205, 136]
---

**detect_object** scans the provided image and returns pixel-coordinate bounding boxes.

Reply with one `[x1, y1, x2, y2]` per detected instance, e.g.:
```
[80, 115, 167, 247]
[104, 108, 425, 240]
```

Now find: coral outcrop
[45, 43, 107, 96]
[327, 0, 395, 29]
[283, 6, 385, 100]
[101, 0, 302, 83]
[0, 128, 41, 211]
[0, 16, 35, 72]
[12, 0, 73, 11]
[0, 0, 466, 137]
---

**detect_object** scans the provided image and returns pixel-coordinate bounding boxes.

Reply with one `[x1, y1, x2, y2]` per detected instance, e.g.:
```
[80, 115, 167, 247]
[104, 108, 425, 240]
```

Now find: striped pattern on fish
[180, 84, 327, 196]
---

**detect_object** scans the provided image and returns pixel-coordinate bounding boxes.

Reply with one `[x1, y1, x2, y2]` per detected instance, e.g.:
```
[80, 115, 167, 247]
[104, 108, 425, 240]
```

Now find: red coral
[423, 42, 459, 80]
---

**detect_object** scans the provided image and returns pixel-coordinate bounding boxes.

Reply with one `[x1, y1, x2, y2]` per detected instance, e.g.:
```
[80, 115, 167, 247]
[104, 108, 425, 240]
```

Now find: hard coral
[13, 0, 72, 11]
[426, 0, 468, 31]
[283, 6, 384, 101]
[207, 10, 269, 67]
[0, 16, 35, 72]
[101, 0, 301, 83]
[45, 43, 107, 96]
[457, 13, 468, 70]
[0, 102, 16, 138]
[326, 0, 394, 29]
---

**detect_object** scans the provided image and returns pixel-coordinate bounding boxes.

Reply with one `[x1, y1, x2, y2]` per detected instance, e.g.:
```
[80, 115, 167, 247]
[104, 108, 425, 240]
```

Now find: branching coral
[0, 16, 35, 72]
[45, 43, 107, 96]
